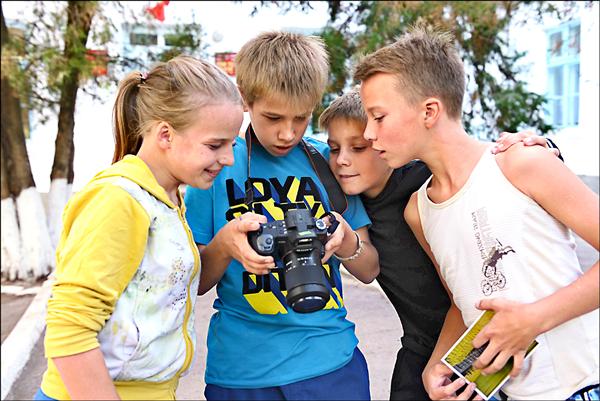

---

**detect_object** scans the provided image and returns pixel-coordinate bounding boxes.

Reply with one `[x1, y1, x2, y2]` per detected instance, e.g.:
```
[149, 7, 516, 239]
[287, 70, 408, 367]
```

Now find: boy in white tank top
[354, 26, 599, 400]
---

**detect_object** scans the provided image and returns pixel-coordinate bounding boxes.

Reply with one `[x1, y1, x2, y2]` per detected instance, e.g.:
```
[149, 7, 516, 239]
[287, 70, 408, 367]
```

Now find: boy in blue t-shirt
[184, 31, 380, 400]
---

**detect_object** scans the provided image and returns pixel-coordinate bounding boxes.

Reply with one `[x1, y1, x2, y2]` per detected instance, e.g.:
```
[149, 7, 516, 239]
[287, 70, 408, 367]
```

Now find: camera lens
[283, 249, 330, 313]
[289, 292, 328, 313]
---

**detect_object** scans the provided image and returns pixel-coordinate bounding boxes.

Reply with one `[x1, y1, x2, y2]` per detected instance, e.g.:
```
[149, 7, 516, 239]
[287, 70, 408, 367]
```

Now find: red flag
[147, 1, 169, 22]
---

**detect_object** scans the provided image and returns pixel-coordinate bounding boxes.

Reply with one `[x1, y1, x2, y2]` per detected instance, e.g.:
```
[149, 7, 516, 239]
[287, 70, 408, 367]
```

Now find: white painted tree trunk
[16, 187, 55, 280]
[47, 178, 72, 248]
[1, 197, 22, 281]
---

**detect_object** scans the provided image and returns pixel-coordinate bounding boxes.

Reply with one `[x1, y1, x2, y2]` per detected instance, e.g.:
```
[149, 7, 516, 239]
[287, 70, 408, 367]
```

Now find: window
[164, 33, 195, 47]
[546, 21, 580, 128]
[129, 32, 158, 46]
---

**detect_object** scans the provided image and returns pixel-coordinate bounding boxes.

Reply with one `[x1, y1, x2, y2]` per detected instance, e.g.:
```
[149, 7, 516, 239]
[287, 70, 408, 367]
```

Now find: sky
[2, 1, 598, 191]
[1, 1, 334, 192]
[2, 1, 332, 55]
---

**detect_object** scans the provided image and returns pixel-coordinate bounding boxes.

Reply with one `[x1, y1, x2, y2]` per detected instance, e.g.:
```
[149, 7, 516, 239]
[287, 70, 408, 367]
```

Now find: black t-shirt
[360, 160, 450, 358]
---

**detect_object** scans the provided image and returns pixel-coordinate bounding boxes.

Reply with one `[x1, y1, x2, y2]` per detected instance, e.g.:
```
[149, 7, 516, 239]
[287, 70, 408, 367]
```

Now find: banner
[215, 52, 236, 77]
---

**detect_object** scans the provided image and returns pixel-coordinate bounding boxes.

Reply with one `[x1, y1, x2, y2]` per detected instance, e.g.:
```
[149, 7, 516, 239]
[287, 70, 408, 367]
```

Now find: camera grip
[247, 228, 275, 256]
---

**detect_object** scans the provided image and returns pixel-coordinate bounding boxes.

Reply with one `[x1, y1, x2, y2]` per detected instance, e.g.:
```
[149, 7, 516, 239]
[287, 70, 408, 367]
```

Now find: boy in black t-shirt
[319, 88, 560, 400]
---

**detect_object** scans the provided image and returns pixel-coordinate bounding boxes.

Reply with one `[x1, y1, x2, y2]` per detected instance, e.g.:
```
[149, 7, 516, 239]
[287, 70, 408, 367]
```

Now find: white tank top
[417, 148, 599, 400]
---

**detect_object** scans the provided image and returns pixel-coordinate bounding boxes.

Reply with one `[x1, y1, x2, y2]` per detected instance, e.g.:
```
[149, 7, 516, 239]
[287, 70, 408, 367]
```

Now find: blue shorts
[205, 347, 370, 400]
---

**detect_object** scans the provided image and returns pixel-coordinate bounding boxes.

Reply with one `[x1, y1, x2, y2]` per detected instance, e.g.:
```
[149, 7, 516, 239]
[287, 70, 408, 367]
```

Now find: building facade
[510, 1, 599, 176]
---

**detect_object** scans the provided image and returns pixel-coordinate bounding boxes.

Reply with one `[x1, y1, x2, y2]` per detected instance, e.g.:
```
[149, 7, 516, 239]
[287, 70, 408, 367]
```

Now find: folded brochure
[441, 310, 538, 400]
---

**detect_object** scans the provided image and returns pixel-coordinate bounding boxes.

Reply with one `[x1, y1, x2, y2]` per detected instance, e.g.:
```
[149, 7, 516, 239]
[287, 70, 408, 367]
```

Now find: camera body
[248, 208, 336, 313]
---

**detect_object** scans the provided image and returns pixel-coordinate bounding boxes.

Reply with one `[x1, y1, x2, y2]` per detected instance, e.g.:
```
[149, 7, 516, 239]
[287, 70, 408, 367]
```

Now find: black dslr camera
[248, 208, 338, 313]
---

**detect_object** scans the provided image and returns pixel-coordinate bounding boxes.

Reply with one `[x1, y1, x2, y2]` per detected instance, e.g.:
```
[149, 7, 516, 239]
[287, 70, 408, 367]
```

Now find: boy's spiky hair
[235, 31, 329, 109]
[319, 86, 367, 131]
[354, 24, 465, 120]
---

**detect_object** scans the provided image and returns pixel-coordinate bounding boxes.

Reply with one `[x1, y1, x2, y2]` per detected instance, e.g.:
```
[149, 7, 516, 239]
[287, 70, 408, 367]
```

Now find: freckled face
[327, 118, 392, 198]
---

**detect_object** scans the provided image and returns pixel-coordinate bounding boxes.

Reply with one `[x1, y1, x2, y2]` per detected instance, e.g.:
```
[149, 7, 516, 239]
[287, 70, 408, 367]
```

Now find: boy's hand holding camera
[212, 212, 276, 276]
[321, 211, 356, 263]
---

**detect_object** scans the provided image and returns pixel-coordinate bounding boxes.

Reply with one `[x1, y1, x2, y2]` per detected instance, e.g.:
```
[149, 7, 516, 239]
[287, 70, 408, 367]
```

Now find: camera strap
[244, 124, 348, 214]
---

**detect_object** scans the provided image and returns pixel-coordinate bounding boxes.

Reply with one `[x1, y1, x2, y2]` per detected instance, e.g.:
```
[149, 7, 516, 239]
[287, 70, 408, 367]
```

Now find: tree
[254, 1, 581, 138]
[1, 1, 208, 280]
[48, 2, 98, 247]
[1, 4, 53, 280]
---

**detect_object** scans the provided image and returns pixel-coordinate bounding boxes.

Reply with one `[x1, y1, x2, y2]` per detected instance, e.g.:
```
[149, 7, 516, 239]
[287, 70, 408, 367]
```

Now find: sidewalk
[3, 274, 400, 401]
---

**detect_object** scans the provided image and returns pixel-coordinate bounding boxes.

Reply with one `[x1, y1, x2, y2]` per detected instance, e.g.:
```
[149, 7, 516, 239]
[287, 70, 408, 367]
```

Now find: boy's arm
[197, 212, 274, 295]
[324, 213, 380, 283]
[404, 194, 480, 401]
[472, 143, 599, 376]
[491, 130, 563, 161]
[184, 185, 275, 294]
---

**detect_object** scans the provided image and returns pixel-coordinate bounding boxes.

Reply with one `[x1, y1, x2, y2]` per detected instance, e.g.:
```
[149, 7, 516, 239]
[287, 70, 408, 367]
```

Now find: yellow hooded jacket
[40, 155, 200, 400]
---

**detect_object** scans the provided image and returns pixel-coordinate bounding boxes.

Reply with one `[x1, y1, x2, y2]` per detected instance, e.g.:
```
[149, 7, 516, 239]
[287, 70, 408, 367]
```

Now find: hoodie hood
[92, 155, 179, 209]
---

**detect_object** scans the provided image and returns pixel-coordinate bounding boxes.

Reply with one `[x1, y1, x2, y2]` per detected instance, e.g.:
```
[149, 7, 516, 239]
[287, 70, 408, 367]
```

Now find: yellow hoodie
[41, 155, 200, 400]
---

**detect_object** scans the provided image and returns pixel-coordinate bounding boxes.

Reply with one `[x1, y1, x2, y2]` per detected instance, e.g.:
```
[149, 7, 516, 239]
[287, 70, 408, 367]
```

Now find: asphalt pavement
[4, 273, 401, 401]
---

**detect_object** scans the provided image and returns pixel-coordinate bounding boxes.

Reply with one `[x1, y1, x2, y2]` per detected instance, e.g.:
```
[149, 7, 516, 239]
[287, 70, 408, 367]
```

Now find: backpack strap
[244, 125, 255, 212]
[299, 139, 348, 214]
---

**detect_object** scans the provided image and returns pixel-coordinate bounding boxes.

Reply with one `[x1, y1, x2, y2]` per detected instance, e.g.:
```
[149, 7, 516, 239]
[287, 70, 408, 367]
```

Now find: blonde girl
[35, 55, 243, 400]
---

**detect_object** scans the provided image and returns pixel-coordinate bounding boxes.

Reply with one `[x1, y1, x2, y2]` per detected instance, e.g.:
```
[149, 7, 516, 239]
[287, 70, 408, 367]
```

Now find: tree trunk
[48, 1, 96, 247]
[1, 124, 22, 280]
[1, 6, 35, 195]
[1, 5, 54, 280]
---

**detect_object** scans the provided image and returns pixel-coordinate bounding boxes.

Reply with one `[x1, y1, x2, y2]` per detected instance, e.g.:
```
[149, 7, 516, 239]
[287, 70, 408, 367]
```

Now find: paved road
[5, 275, 401, 401]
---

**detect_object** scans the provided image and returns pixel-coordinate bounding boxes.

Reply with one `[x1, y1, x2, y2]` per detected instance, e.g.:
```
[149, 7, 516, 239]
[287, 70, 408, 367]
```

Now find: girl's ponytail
[112, 72, 144, 163]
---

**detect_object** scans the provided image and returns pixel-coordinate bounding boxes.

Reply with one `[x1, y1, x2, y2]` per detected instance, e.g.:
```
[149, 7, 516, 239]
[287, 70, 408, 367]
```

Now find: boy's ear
[423, 97, 442, 129]
[156, 122, 173, 149]
[237, 85, 250, 112]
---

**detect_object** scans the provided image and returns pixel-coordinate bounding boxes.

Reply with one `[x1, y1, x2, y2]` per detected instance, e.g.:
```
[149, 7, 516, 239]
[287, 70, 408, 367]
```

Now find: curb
[1, 277, 53, 400]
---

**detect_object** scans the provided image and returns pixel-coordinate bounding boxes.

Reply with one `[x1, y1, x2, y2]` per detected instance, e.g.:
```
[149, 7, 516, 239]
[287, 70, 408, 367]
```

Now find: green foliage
[258, 0, 581, 138]
[1, 1, 207, 128]
[2, 1, 107, 126]
[152, 22, 208, 63]
[326, 0, 580, 138]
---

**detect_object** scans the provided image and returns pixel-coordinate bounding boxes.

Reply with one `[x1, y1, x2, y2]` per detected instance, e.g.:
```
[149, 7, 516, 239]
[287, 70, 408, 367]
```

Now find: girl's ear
[156, 122, 173, 148]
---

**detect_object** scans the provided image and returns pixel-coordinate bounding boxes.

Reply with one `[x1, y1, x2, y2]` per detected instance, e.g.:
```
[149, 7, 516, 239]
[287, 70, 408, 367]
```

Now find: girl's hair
[112, 55, 242, 163]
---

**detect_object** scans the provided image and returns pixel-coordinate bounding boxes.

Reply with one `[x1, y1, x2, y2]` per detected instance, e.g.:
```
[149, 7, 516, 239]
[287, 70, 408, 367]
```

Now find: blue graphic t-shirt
[184, 133, 371, 388]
